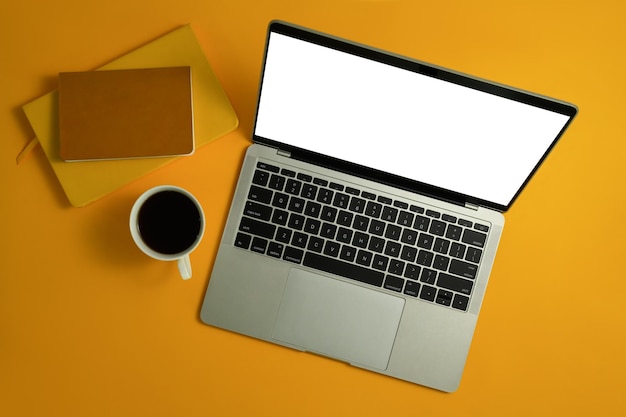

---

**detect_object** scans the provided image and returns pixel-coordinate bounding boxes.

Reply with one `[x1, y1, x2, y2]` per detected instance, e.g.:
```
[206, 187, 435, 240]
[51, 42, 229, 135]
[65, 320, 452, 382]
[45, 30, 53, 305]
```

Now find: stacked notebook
[23, 25, 238, 207]
[58, 66, 195, 162]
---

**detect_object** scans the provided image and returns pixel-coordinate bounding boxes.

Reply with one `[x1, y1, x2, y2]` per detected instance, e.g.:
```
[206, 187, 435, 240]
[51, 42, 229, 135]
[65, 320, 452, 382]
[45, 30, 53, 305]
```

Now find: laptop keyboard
[234, 161, 490, 312]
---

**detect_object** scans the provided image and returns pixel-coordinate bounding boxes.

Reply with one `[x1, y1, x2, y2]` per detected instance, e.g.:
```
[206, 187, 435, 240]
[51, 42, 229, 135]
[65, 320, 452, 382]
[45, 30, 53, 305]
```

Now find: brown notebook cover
[58, 66, 194, 161]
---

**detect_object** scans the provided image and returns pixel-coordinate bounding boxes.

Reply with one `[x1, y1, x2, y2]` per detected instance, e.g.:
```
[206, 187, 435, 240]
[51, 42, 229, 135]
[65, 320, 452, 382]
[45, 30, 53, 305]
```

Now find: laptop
[200, 21, 577, 392]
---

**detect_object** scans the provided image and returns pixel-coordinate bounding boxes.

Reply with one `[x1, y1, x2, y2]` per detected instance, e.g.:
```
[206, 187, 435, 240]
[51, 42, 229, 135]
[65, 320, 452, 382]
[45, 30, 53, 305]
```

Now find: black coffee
[137, 190, 202, 255]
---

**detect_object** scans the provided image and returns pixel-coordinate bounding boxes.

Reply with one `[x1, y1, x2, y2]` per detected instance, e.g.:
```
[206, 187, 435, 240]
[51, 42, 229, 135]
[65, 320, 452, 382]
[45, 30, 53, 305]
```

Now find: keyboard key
[433, 238, 450, 254]
[474, 223, 490, 232]
[400, 229, 418, 245]
[420, 268, 437, 284]
[388, 259, 405, 276]
[271, 209, 288, 226]
[336, 227, 353, 244]
[429, 219, 446, 236]
[356, 250, 373, 266]
[304, 201, 321, 218]
[281, 168, 295, 177]
[271, 192, 289, 209]
[239, 217, 275, 239]
[458, 218, 472, 227]
[244, 201, 272, 221]
[414, 215, 430, 231]
[275, 227, 292, 243]
[419, 285, 436, 301]
[404, 280, 420, 297]
[425, 209, 440, 218]
[437, 273, 473, 295]
[433, 254, 450, 271]
[300, 184, 318, 199]
[384, 224, 402, 241]
[369, 219, 385, 236]
[445, 224, 463, 241]
[269, 174, 285, 190]
[365, 201, 382, 218]
[361, 191, 376, 200]
[417, 233, 434, 249]
[252, 169, 269, 186]
[288, 197, 305, 213]
[234, 232, 251, 249]
[329, 182, 344, 191]
[353, 215, 369, 231]
[313, 177, 328, 187]
[317, 188, 334, 204]
[449, 259, 478, 279]
[349, 197, 366, 213]
[251, 237, 268, 254]
[291, 232, 308, 248]
[462, 229, 487, 248]
[248, 186, 272, 204]
[452, 294, 470, 311]
[384, 241, 401, 257]
[400, 245, 417, 262]
[384, 275, 405, 292]
[287, 213, 305, 230]
[283, 246, 304, 263]
[333, 192, 350, 209]
[352, 231, 369, 248]
[285, 179, 302, 195]
[339, 245, 357, 262]
[404, 264, 421, 280]
[377, 196, 392, 205]
[267, 242, 284, 258]
[337, 210, 353, 226]
[381, 206, 398, 222]
[450, 242, 466, 259]
[465, 247, 482, 263]
[372, 254, 389, 271]
[323, 241, 340, 257]
[368, 236, 385, 253]
[256, 162, 279, 173]
[297, 173, 312, 182]
[409, 205, 425, 214]
[436, 289, 453, 306]
[393, 200, 408, 209]
[321, 205, 337, 222]
[416, 250, 434, 267]
[442, 214, 457, 223]
[320, 223, 337, 239]
[304, 218, 321, 235]
[397, 211, 414, 227]
[307, 236, 324, 253]
[303, 252, 384, 287]
[345, 187, 360, 195]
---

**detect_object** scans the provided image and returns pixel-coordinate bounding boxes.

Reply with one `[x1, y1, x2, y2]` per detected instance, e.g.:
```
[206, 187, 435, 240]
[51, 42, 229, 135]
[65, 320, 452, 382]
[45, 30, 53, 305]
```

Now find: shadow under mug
[129, 185, 205, 279]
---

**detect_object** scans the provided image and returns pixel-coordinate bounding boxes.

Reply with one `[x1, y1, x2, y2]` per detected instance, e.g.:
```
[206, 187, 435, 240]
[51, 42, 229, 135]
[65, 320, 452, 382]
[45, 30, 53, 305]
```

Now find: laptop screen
[254, 24, 576, 210]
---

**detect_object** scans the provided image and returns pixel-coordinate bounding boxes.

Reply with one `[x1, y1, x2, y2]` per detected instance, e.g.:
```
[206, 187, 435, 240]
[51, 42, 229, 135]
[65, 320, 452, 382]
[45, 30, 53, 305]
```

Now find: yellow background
[2, 0, 625, 415]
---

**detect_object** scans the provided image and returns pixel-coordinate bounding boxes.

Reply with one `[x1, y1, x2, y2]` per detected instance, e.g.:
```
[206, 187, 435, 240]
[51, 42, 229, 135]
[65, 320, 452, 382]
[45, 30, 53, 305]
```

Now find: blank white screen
[255, 33, 570, 207]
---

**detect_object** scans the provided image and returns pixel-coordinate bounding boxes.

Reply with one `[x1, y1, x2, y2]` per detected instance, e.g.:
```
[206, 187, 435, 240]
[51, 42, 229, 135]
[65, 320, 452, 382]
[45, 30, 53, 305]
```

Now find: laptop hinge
[464, 202, 480, 211]
[277, 149, 291, 158]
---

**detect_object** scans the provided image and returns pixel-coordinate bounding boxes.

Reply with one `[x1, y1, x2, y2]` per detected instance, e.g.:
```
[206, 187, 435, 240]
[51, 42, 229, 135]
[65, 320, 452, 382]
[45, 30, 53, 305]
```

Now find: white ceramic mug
[129, 185, 205, 279]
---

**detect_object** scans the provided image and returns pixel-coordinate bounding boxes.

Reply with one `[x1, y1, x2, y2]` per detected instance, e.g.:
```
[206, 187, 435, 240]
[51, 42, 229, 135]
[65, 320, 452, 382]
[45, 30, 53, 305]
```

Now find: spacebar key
[303, 252, 384, 287]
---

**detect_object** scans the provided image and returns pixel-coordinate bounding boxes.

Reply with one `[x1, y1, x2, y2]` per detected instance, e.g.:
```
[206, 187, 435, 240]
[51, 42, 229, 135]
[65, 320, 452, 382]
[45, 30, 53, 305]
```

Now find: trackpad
[272, 268, 405, 370]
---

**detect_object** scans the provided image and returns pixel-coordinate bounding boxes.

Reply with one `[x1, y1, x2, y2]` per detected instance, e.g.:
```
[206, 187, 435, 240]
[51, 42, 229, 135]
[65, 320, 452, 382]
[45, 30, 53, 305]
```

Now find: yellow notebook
[23, 25, 238, 207]
[58, 67, 194, 161]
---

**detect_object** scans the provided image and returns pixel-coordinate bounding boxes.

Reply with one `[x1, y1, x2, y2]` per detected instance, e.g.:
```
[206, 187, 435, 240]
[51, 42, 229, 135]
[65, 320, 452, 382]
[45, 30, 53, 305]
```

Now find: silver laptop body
[200, 21, 577, 392]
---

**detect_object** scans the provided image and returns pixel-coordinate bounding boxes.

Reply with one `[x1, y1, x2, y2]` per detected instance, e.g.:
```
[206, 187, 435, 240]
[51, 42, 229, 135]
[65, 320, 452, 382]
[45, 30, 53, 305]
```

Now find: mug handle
[177, 254, 192, 280]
